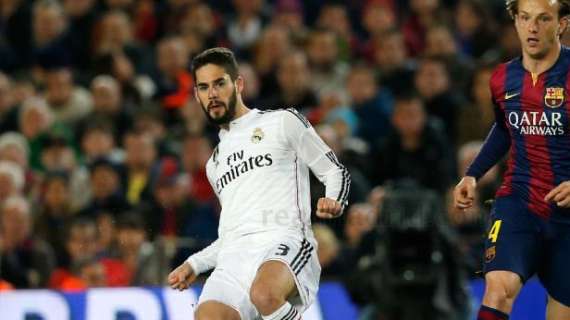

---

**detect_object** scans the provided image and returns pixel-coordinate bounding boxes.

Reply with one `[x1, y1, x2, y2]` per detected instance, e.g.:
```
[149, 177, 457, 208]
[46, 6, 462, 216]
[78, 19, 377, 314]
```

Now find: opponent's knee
[250, 284, 285, 315]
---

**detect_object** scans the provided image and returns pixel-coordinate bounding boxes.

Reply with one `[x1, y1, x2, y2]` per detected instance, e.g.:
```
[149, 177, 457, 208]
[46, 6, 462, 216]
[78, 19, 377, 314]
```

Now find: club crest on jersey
[485, 246, 496, 263]
[251, 127, 264, 143]
[544, 87, 565, 108]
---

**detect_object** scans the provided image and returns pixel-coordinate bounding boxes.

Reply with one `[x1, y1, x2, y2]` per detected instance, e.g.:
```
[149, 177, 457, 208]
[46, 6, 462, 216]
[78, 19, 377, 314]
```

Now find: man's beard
[201, 89, 237, 125]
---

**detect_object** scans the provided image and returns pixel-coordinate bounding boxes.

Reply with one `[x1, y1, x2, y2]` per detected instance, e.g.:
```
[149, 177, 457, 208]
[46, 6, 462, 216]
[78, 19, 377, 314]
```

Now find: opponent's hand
[453, 176, 477, 210]
[545, 181, 570, 208]
[316, 197, 343, 218]
[168, 261, 197, 291]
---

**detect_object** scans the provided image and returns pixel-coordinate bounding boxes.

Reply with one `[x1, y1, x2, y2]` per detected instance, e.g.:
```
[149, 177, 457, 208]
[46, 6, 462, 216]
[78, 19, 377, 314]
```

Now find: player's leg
[540, 220, 570, 320]
[546, 296, 570, 320]
[250, 260, 300, 319]
[480, 270, 523, 316]
[477, 197, 542, 319]
[195, 301, 241, 320]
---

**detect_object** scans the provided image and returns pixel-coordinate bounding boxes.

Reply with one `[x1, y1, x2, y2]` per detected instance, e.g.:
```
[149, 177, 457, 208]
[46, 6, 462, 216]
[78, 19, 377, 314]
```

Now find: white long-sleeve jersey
[186, 108, 350, 274]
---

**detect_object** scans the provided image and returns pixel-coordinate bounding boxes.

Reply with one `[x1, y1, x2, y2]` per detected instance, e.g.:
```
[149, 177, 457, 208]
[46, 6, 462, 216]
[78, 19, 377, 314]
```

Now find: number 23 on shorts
[488, 220, 502, 243]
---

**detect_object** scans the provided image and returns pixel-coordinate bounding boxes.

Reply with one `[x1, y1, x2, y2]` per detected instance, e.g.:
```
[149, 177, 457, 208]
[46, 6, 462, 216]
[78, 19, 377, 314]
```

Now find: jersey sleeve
[465, 68, 511, 179]
[281, 109, 351, 209]
[185, 239, 221, 275]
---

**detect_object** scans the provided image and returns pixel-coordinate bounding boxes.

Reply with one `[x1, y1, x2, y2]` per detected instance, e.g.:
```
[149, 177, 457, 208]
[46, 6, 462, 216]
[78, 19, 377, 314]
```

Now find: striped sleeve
[282, 109, 351, 209]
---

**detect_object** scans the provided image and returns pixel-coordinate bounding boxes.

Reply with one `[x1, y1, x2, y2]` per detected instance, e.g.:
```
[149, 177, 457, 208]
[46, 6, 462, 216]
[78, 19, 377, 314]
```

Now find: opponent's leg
[250, 260, 300, 319]
[546, 296, 570, 320]
[195, 301, 241, 320]
[478, 270, 522, 319]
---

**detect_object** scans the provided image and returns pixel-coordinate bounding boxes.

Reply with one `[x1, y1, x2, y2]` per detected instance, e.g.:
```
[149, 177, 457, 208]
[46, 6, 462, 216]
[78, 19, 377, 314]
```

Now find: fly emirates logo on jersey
[215, 149, 274, 193]
[507, 111, 565, 136]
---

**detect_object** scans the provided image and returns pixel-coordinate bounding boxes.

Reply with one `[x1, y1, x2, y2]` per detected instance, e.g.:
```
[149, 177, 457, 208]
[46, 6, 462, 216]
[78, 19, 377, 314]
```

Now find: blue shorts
[484, 196, 570, 306]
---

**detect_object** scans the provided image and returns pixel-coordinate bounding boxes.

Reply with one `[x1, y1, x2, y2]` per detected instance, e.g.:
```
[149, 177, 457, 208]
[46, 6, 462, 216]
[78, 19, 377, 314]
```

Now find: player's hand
[316, 197, 343, 218]
[453, 176, 477, 210]
[168, 261, 197, 291]
[545, 181, 570, 208]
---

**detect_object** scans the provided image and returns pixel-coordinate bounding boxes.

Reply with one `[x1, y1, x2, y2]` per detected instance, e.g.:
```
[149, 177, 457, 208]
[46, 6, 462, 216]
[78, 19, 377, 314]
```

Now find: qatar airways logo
[507, 111, 565, 135]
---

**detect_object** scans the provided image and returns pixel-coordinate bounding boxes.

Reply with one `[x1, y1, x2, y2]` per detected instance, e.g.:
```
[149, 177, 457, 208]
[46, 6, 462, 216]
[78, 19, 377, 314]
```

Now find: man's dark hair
[191, 47, 239, 81]
[506, 0, 570, 19]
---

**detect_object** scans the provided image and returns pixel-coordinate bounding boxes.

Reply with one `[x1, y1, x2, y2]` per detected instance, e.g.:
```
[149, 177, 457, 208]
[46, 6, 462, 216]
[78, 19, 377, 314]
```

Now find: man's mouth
[527, 37, 539, 47]
[208, 102, 225, 111]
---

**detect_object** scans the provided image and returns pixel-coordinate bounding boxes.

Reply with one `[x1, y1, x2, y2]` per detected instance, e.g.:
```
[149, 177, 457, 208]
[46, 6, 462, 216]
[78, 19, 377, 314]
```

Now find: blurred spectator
[313, 223, 341, 277]
[181, 134, 216, 204]
[34, 172, 76, 265]
[63, 0, 99, 72]
[0, 132, 38, 197]
[361, 0, 397, 61]
[80, 122, 123, 164]
[115, 213, 162, 286]
[306, 29, 350, 105]
[457, 63, 496, 146]
[0, 160, 24, 202]
[316, 3, 355, 61]
[271, 0, 307, 42]
[49, 217, 129, 289]
[78, 75, 132, 141]
[424, 24, 474, 92]
[226, 0, 265, 53]
[262, 50, 317, 112]
[95, 10, 150, 74]
[123, 130, 158, 207]
[238, 62, 261, 106]
[18, 97, 55, 169]
[344, 203, 377, 248]
[0, 73, 19, 132]
[154, 36, 192, 125]
[93, 52, 154, 111]
[43, 67, 93, 127]
[32, 0, 71, 69]
[81, 157, 129, 217]
[253, 25, 292, 97]
[414, 56, 464, 143]
[402, 0, 447, 56]
[372, 28, 416, 95]
[179, 3, 223, 54]
[374, 93, 453, 193]
[453, 0, 498, 59]
[1, 0, 33, 70]
[0, 195, 55, 288]
[346, 64, 393, 148]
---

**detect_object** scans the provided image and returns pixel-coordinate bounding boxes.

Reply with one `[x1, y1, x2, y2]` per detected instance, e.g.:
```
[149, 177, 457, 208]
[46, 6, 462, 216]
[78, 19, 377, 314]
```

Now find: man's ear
[235, 76, 244, 94]
[559, 17, 568, 37]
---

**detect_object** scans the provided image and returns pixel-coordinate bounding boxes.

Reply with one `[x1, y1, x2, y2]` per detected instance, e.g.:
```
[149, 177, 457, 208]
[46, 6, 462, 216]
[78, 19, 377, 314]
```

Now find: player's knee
[195, 303, 239, 320]
[483, 272, 521, 311]
[250, 284, 284, 315]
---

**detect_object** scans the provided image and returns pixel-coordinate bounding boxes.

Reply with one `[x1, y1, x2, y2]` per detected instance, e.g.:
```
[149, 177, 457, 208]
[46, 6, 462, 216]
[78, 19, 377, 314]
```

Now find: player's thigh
[483, 197, 543, 282]
[195, 301, 240, 320]
[547, 295, 570, 320]
[251, 260, 297, 301]
[539, 223, 570, 308]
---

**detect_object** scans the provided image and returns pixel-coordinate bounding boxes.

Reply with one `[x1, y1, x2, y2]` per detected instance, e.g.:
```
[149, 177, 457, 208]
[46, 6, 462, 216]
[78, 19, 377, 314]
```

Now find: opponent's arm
[282, 109, 350, 218]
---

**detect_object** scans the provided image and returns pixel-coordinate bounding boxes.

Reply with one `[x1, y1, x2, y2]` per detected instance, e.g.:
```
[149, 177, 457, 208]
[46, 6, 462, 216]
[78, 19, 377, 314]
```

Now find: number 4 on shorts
[488, 220, 502, 243]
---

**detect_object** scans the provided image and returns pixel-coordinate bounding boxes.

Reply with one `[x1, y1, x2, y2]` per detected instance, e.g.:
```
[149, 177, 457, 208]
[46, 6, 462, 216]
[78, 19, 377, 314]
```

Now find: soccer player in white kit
[168, 48, 350, 320]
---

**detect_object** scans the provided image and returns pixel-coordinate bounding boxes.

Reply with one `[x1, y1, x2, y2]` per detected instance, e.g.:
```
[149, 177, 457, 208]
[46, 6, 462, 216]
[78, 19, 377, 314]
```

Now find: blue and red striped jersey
[467, 46, 570, 220]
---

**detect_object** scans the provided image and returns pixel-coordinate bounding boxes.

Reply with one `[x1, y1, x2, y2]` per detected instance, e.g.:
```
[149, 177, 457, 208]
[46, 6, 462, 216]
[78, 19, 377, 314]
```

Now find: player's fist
[316, 197, 343, 219]
[453, 176, 477, 210]
[545, 181, 570, 208]
[168, 261, 197, 291]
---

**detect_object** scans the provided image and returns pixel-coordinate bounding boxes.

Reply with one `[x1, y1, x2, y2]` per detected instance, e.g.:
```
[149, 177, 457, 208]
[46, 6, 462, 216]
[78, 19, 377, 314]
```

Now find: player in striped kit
[168, 47, 350, 320]
[454, 0, 570, 319]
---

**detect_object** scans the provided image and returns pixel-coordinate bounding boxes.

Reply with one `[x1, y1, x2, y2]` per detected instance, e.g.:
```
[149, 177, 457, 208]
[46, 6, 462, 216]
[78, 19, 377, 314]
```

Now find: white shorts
[197, 233, 321, 319]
